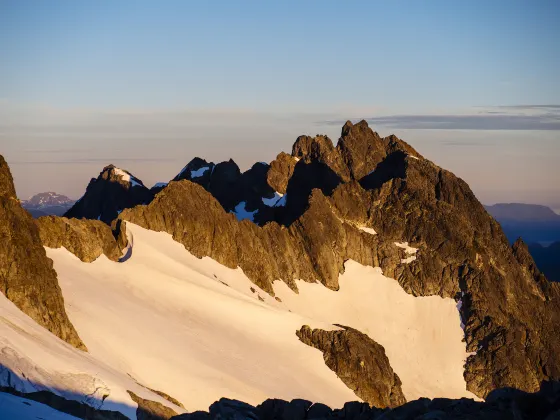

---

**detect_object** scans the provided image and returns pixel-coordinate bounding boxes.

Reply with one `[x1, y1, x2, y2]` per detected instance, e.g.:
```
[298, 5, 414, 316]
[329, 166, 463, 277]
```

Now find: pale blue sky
[0, 0, 559, 209]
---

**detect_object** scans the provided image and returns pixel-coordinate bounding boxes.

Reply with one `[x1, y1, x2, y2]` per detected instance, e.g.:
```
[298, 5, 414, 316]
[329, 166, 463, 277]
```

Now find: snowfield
[1, 223, 477, 419]
[45, 224, 356, 414]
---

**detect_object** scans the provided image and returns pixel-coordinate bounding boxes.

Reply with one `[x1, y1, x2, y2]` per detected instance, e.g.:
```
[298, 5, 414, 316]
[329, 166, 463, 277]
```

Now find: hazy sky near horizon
[1, 1, 559, 209]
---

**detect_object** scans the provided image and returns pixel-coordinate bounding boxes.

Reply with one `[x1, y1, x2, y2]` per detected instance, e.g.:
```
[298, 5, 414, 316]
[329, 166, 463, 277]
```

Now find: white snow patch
[273, 262, 478, 401]
[274, 194, 287, 207]
[230, 201, 259, 221]
[409, 155, 420, 160]
[190, 166, 210, 178]
[152, 182, 168, 188]
[262, 192, 284, 207]
[0, 392, 81, 420]
[45, 224, 357, 412]
[358, 226, 377, 235]
[113, 168, 143, 188]
[394, 242, 418, 263]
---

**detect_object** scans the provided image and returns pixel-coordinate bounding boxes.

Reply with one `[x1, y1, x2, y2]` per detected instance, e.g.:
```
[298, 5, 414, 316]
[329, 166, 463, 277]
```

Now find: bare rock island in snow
[1, 120, 560, 419]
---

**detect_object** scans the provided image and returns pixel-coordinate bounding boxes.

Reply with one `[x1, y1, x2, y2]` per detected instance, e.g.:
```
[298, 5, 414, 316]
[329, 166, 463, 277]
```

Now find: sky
[0, 0, 559, 210]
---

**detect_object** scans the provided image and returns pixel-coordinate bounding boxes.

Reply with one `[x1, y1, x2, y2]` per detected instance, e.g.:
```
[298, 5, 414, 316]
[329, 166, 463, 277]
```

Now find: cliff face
[120, 121, 560, 399]
[36, 216, 127, 263]
[0, 155, 85, 350]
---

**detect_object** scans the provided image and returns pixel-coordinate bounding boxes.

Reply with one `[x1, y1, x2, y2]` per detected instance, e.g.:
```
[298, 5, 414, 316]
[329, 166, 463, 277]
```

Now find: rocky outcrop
[36, 216, 127, 262]
[120, 180, 406, 293]
[172, 381, 560, 420]
[0, 155, 85, 350]
[65, 165, 154, 224]
[266, 152, 297, 194]
[296, 325, 406, 408]
[127, 390, 178, 420]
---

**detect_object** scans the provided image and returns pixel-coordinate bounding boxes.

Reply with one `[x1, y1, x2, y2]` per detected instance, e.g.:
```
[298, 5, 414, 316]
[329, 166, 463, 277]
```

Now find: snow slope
[1, 222, 477, 418]
[0, 286, 184, 419]
[273, 263, 478, 401]
[47, 224, 357, 413]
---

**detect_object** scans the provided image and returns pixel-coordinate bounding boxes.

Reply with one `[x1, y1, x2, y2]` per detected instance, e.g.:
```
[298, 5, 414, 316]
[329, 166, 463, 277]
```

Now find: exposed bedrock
[296, 325, 406, 409]
[0, 155, 86, 350]
[36, 216, 127, 262]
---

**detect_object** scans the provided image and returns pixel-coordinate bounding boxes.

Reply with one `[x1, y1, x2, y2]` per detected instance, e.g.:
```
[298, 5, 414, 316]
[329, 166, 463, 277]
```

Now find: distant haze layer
[2, 106, 559, 211]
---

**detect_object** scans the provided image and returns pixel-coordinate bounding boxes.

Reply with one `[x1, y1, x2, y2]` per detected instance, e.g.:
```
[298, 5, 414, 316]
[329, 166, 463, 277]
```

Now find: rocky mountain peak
[0, 155, 16, 198]
[336, 120, 386, 180]
[173, 158, 215, 182]
[64, 165, 153, 224]
[100, 164, 145, 189]
[23, 192, 74, 208]
[291, 134, 336, 161]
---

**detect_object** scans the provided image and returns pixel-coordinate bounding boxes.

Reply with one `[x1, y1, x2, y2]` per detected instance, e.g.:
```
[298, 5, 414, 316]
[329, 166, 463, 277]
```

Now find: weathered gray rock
[36, 216, 126, 262]
[0, 155, 85, 350]
[296, 325, 406, 408]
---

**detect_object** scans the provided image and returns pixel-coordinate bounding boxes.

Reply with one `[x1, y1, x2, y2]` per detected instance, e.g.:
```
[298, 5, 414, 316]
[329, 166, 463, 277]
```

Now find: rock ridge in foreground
[0, 155, 85, 350]
[171, 381, 560, 420]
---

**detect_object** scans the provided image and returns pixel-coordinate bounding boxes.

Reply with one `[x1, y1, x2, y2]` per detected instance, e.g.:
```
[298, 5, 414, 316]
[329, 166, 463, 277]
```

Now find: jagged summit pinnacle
[64, 164, 153, 224]
[0, 155, 16, 198]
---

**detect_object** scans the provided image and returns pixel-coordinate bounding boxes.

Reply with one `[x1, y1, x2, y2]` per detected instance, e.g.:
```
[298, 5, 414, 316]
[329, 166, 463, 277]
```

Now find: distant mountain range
[21, 192, 76, 218]
[485, 203, 560, 281]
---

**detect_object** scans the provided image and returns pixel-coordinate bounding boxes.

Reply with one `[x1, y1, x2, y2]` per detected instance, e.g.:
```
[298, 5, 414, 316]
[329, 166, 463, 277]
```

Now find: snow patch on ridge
[190, 166, 210, 178]
[394, 242, 418, 263]
[113, 168, 143, 188]
[262, 192, 285, 207]
[231, 201, 259, 221]
[359, 226, 377, 235]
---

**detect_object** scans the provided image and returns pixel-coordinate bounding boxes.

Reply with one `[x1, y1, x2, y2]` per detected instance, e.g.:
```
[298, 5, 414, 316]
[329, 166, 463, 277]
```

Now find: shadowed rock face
[64, 165, 154, 225]
[121, 120, 560, 399]
[36, 216, 127, 262]
[0, 155, 85, 350]
[171, 381, 560, 420]
[296, 325, 406, 409]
